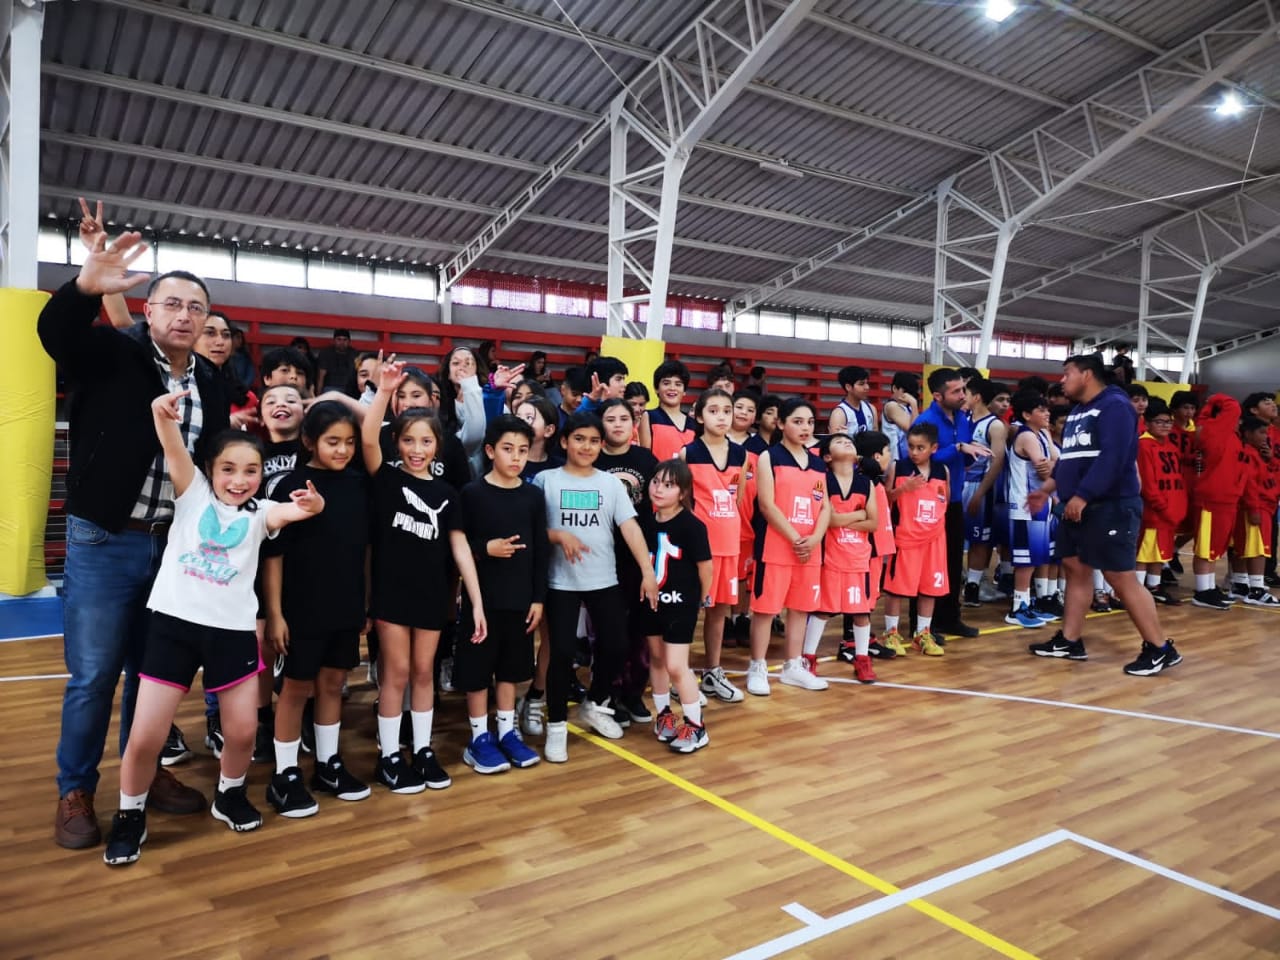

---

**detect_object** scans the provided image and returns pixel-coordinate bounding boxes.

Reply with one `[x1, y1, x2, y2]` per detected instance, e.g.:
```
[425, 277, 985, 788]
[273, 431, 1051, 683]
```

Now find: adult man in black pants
[912, 368, 989, 638]
[39, 230, 230, 849]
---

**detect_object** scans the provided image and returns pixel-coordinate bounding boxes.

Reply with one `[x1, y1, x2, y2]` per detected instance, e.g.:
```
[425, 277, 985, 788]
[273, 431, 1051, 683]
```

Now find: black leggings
[545, 586, 628, 723]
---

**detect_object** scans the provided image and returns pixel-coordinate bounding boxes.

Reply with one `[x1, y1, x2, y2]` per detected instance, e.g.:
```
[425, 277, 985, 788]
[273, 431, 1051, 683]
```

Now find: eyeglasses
[1149, 418, 1174, 426]
[149, 298, 208, 318]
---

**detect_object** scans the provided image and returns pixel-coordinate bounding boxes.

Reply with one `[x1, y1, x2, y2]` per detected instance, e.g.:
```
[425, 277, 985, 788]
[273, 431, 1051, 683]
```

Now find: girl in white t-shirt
[103, 390, 325, 867]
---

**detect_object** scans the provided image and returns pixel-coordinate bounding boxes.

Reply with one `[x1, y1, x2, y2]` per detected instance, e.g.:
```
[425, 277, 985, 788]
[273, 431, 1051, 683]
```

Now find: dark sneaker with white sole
[266, 767, 319, 818]
[103, 809, 147, 866]
[413, 747, 452, 790]
[311, 755, 370, 801]
[211, 785, 263, 832]
[376, 752, 427, 794]
[160, 724, 192, 766]
[1029, 630, 1087, 660]
[1123, 640, 1182, 676]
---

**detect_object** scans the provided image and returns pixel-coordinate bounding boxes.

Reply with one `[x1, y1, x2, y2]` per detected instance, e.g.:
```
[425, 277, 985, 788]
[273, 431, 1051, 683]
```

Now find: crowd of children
[102, 336, 1279, 868]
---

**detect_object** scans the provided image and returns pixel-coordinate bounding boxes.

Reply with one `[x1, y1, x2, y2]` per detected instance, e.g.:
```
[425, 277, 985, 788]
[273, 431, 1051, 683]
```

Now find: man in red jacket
[1228, 416, 1280, 606]
[1189, 394, 1247, 610]
[1137, 400, 1186, 605]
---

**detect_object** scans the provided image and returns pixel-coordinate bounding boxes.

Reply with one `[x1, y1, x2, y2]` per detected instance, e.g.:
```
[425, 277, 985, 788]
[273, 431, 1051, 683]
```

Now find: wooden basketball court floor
[2, 579, 1278, 959]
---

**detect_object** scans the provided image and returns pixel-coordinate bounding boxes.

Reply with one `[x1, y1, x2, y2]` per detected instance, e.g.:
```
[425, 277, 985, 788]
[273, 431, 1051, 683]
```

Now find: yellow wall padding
[0, 288, 54, 595]
[601, 335, 667, 408]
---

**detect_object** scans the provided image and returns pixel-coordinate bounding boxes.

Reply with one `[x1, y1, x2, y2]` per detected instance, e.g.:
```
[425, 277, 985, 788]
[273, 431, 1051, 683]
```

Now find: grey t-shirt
[534, 466, 637, 591]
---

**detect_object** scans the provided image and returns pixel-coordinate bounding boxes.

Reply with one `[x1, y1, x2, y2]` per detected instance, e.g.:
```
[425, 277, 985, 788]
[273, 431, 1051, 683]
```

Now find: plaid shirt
[131, 340, 203, 522]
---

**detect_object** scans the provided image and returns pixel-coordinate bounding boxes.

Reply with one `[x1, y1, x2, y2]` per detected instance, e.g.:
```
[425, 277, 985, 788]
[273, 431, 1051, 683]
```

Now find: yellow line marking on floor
[568, 723, 1040, 960]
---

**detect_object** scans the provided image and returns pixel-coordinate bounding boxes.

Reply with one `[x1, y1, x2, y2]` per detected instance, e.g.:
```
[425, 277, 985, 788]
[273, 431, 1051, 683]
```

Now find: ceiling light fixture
[758, 158, 805, 179]
[1215, 90, 1245, 117]
[984, 0, 1016, 22]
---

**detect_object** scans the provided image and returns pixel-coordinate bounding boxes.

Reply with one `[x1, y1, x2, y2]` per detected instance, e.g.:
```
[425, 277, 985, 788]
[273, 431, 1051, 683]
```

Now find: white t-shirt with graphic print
[147, 471, 277, 631]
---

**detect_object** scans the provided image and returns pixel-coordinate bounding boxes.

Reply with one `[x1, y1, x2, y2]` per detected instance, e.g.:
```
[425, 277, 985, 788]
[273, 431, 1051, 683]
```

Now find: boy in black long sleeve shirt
[456, 416, 549, 772]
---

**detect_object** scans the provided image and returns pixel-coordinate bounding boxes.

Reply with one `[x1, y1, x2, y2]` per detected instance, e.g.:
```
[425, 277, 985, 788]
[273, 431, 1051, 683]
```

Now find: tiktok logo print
[650, 532, 685, 605]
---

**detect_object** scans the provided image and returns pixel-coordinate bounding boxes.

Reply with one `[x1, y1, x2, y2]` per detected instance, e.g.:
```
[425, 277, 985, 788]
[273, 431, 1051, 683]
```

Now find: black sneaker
[300, 700, 315, 754]
[1229, 581, 1252, 601]
[211, 785, 263, 832]
[1149, 585, 1181, 606]
[399, 711, 413, 751]
[611, 699, 632, 729]
[1192, 588, 1232, 610]
[1107, 593, 1126, 611]
[311, 755, 371, 801]
[867, 640, 896, 660]
[573, 635, 592, 669]
[252, 723, 273, 764]
[1168, 555, 1184, 575]
[160, 724, 192, 766]
[1029, 631, 1087, 660]
[266, 767, 319, 818]
[566, 676, 588, 705]
[837, 640, 857, 664]
[732, 615, 751, 642]
[103, 809, 147, 866]
[1035, 594, 1065, 619]
[376, 753, 427, 794]
[620, 694, 651, 724]
[1123, 640, 1182, 676]
[962, 581, 981, 607]
[935, 619, 977, 638]
[1091, 592, 1112, 613]
[1161, 566, 1178, 586]
[204, 713, 225, 758]
[1265, 572, 1280, 588]
[413, 747, 452, 790]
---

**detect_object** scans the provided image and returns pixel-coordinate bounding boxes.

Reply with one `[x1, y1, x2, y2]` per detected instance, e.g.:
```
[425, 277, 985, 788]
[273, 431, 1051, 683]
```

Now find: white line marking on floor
[780, 903, 826, 926]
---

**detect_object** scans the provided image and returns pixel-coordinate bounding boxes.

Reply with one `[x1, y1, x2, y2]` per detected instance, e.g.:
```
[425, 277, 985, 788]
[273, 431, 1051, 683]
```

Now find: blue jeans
[56, 516, 164, 796]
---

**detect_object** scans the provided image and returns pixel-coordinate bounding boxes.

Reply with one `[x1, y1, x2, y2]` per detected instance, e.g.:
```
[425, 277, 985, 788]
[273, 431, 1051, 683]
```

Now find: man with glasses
[38, 230, 231, 850]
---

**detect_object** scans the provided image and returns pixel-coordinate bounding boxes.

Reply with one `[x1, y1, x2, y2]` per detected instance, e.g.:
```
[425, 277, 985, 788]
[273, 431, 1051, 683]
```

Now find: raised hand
[487, 534, 525, 558]
[76, 231, 151, 296]
[377, 353, 406, 393]
[151, 389, 190, 421]
[491, 363, 526, 390]
[290, 479, 326, 515]
[77, 197, 106, 252]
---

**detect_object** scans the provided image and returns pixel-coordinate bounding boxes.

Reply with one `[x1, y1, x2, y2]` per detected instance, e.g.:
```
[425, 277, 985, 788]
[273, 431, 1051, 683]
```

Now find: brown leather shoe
[55, 789, 102, 849]
[147, 767, 205, 815]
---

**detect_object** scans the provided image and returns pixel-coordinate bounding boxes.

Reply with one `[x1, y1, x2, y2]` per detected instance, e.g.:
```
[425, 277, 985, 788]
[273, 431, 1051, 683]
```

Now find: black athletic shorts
[631, 604, 699, 646]
[1056, 496, 1141, 573]
[452, 609, 535, 692]
[142, 611, 262, 693]
[280, 627, 361, 681]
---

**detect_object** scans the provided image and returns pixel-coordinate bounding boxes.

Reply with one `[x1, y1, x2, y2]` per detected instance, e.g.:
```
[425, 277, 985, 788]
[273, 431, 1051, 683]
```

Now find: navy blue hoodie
[1055, 384, 1139, 503]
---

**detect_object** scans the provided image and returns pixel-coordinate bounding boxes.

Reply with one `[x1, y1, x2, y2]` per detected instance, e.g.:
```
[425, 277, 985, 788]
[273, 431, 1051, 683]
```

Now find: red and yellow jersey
[1241, 444, 1280, 516]
[755, 443, 826, 567]
[823, 471, 872, 573]
[1195, 394, 1247, 506]
[889, 458, 949, 547]
[649, 407, 697, 462]
[1137, 434, 1187, 529]
[684, 437, 746, 557]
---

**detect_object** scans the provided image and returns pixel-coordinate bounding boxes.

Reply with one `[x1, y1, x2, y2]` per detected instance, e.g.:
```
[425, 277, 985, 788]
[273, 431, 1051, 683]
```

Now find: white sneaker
[518, 695, 545, 737]
[746, 659, 770, 697]
[779, 657, 829, 690]
[700, 666, 744, 703]
[544, 721, 568, 763]
[577, 698, 624, 739]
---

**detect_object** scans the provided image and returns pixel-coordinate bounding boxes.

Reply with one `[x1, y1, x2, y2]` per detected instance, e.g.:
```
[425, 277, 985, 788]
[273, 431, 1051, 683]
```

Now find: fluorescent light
[758, 159, 805, 179]
[985, 0, 1016, 22]
[1215, 91, 1245, 117]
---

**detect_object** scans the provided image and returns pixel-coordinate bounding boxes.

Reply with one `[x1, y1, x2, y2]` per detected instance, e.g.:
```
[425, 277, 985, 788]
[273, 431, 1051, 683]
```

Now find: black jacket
[37, 279, 231, 531]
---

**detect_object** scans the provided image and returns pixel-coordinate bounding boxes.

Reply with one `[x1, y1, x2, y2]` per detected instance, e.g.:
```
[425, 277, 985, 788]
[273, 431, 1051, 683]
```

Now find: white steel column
[0, 0, 43, 289]
[1182, 267, 1218, 376]
[1134, 231, 1152, 381]
[974, 223, 1015, 369]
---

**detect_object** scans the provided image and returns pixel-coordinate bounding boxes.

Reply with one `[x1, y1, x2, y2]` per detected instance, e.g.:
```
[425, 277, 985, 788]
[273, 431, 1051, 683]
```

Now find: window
[453, 282, 490, 306]
[157, 241, 233, 280]
[1149, 354, 1184, 373]
[732, 309, 759, 335]
[546, 293, 591, 317]
[861, 321, 891, 346]
[996, 336, 1023, 358]
[373, 266, 436, 300]
[683, 304, 722, 331]
[636, 303, 678, 327]
[38, 226, 68, 264]
[947, 334, 975, 355]
[236, 249, 305, 287]
[1046, 343, 1069, 361]
[891, 323, 922, 350]
[309, 258, 373, 295]
[795, 313, 827, 340]
[1024, 339, 1046, 360]
[828, 318, 860, 343]
[490, 284, 541, 312]
[759, 309, 793, 337]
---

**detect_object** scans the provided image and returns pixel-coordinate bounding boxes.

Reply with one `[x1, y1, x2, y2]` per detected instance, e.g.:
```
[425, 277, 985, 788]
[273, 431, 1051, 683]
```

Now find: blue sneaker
[498, 730, 541, 769]
[463, 732, 511, 775]
[1005, 602, 1046, 628]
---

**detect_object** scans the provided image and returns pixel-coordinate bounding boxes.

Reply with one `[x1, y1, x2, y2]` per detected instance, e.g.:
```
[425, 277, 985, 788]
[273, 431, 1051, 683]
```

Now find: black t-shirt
[369, 462, 460, 602]
[641, 508, 711, 615]
[597, 446, 659, 510]
[316, 346, 357, 394]
[266, 465, 370, 632]
[378, 421, 471, 491]
[460, 477, 549, 611]
[520, 454, 564, 484]
[262, 439, 302, 497]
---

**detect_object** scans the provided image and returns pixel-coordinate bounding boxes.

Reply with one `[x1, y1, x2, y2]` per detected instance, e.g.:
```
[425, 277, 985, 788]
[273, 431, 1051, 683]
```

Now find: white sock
[377, 714, 400, 758]
[1057, 577, 1066, 593]
[653, 691, 671, 713]
[681, 700, 702, 725]
[1093, 569, 1106, 590]
[1013, 589, 1032, 609]
[412, 709, 434, 753]
[217, 772, 246, 793]
[1250, 574, 1265, 589]
[1034, 577, 1051, 598]
[966, 568, 983, 584]
[917, 615, 932, 633]
[274, 738, 300, 774]
[1232, 571, 1249, 586]
[314, 722, 339, 764]
[803, 615, 826, 655]
[1146, 573, 1161, 587]
[496, 709, 516, 739]
[1133, 570, 1144, 586]
[468, 715, 488, 741]
[119, 790, 148, 811]
[884, 615, 900, 633]
[1195, 573, 1215, 591]
[853, 623, 871, 657]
